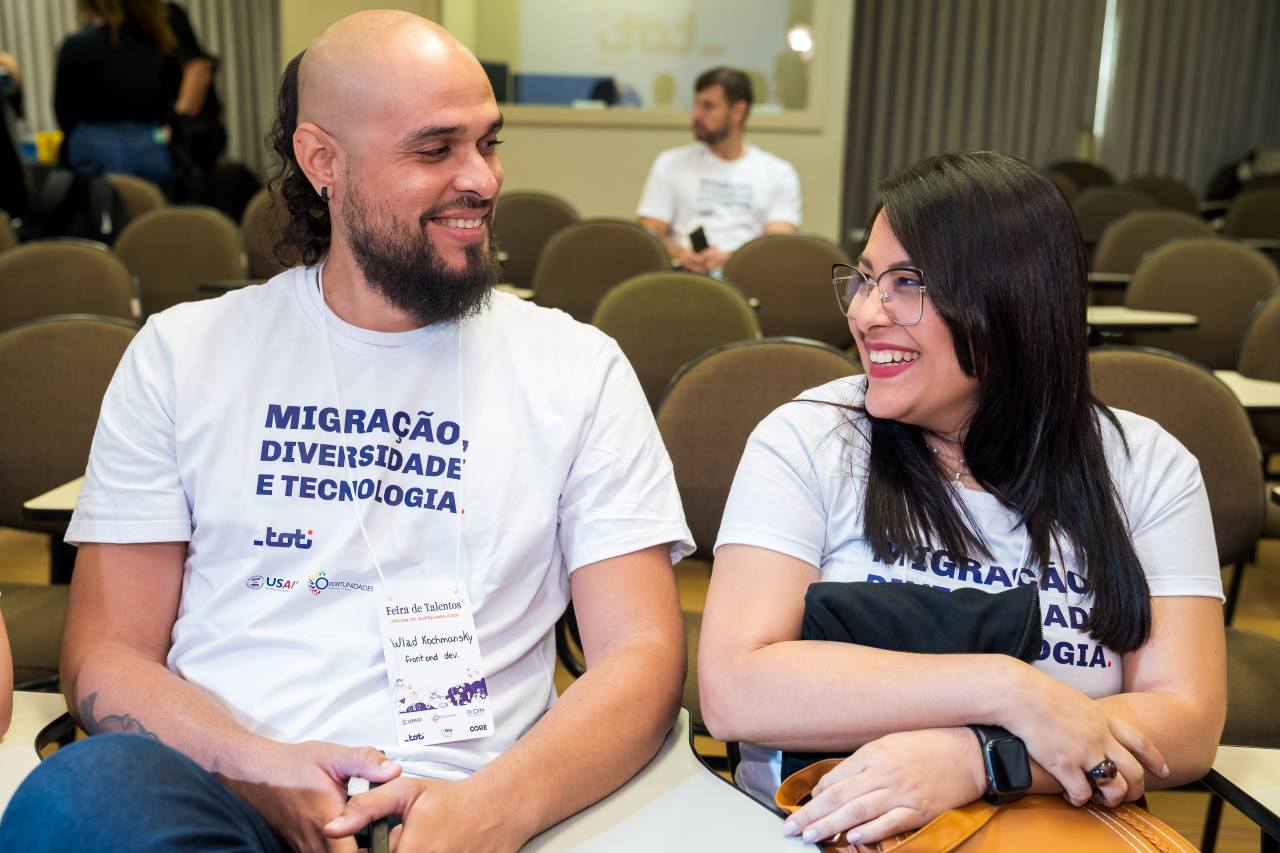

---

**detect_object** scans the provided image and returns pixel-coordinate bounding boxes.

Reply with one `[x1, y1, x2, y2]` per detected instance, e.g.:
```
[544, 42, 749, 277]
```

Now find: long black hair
[856, 151, 1150, 653]
[265, 50, 328, 267]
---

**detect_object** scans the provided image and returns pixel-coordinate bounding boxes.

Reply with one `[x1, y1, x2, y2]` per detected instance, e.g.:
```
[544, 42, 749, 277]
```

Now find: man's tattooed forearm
[78, 692, 160, 740]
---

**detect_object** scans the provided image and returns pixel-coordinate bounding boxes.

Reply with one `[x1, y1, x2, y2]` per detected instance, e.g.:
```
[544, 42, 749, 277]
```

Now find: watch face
[990, 737, 1033, 791]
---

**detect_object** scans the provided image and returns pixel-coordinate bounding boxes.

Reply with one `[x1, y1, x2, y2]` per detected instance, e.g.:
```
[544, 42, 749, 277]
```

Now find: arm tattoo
[78, 692, 161, 741]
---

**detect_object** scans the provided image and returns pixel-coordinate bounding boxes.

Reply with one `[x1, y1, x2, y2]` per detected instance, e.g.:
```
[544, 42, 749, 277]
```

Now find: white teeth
[439, 218, 482, 229]
[869, 350, 919, 365]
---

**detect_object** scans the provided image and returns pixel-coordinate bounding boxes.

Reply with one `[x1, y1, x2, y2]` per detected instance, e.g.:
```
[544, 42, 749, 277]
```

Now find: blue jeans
[0, 733, 290, 852]
[66, 122, 170, 188]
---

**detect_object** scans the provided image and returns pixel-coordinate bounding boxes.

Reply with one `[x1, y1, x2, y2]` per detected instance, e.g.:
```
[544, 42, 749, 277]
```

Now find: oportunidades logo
[308, 569, 329, 596]
[306, 570, 374, 596]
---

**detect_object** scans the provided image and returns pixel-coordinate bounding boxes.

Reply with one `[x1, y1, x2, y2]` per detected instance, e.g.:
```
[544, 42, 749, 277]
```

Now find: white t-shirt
[636, 142, 801, 252]
[714, 376, 1222, 799]
[68, 266, 694, 780]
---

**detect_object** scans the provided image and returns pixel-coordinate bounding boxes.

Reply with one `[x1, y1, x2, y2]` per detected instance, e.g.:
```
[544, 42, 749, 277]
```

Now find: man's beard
[693, 121, 729, 145]
[342, 185, 500, 326]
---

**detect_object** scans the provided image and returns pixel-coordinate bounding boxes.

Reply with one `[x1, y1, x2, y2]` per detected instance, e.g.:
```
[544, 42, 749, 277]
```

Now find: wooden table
[1214, 371, 1280, 413]
[1203, 746, 1280, 849]
[526, 710, 802, 851]
[0, 692, 72, 811]
[1086, 306, 1198, 331]
[21, 477, 83, 524]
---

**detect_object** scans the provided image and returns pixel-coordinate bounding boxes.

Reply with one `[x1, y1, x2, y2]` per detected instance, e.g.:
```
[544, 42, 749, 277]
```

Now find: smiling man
[637, 67, 801, 274]
[0, 12, 691, 853]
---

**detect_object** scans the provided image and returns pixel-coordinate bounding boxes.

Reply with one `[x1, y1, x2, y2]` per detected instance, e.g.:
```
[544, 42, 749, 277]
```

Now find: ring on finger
[1087, 758, 1118, 788]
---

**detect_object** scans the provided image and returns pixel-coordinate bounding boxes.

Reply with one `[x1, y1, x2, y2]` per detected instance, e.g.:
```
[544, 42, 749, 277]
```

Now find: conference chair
[104, 172, 166, 226]
[1071, 186, 1159, 241]
[1223, 188, 1280, 240]
[1088, 347, 1275, 852]
[721, 233, 853, 348]
[528, 218, 669, 323]
[1237, 293, 1280, 540]
[1047, 160, 1114, 191]
[1091, 210, 1215, 274]
[591, 272, 761, 409]
[656, 338, 860, 750]
[241, 187, 295, 280]
[1046, 170, 1079, 203]
[1125, 239, 1279, 369]
[493, 191, 580, 291]
[1121, 175, 1199, 214]
[0, 315, 138, 687]
[114, 205, 247, 316]
[0, 239, 136, 330]
[0, 210, 16, 253]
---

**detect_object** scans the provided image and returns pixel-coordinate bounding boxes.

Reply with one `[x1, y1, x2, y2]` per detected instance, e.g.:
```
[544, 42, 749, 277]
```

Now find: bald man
[0, 12, 691, 852]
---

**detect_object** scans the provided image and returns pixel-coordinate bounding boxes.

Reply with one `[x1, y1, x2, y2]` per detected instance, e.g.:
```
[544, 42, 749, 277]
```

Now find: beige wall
[276, 0, 851, 244]
[279, 0, 442, 64]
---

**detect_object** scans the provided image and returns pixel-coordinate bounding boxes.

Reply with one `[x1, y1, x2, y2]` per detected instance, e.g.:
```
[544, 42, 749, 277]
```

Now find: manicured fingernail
[324, 818, 343, 831]
[846, 832, 862, 844]
[380, 759, 398, 773]
[782, 819, 798, 836]
[1160, 764, 1170, 778]
[802, 828, 818, 842]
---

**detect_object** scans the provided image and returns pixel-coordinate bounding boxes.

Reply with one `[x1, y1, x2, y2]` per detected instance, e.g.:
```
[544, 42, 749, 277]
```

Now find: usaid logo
[245, 575, 300, 591]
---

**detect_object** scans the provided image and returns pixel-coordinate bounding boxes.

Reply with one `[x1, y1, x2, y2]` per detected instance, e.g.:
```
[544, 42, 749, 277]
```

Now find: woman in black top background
[54, 0, 177, 187]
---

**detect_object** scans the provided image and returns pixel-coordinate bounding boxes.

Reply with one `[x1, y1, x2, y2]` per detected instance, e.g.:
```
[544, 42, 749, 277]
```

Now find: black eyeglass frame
[832, 263, 929, 326]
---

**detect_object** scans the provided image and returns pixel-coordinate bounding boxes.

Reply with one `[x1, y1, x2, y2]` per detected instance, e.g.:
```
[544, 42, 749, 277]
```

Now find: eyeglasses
[832, 263, 928, 326]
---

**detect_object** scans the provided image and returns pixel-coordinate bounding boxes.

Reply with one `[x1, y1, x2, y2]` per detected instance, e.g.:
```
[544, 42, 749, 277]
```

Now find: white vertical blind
[842, 0, 1106, 233]
[1097, 0, 1280, 195]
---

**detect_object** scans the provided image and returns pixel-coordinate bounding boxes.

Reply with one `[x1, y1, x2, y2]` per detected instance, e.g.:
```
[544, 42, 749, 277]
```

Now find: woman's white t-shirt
[714, 376, 1223, 800]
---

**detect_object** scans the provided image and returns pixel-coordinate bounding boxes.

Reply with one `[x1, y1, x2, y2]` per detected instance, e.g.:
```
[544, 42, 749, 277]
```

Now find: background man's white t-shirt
[636, 142, 801, 251]
[68, 267, 694, 779]
[714, 376, 1223, 800]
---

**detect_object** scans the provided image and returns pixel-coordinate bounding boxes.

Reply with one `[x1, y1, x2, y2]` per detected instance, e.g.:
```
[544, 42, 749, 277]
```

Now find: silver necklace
[929, 443, 969, 482]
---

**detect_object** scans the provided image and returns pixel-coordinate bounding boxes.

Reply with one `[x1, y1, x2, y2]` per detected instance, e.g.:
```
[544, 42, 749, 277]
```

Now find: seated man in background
[638, 66, 801, 274]
[1, 11, 691, 852]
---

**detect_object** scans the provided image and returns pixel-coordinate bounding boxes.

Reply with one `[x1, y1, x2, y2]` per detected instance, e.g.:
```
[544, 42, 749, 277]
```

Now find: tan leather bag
[775, 758, 1196, 853]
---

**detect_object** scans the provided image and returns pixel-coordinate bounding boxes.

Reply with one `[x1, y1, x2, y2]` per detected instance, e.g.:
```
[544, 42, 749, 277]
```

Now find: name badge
[376, 581, 494, 748]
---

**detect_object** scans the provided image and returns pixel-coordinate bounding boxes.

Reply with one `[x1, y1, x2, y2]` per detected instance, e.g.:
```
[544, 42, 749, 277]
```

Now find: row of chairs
[1070, 184, 1280, 243]
[0, 206, 248, 331]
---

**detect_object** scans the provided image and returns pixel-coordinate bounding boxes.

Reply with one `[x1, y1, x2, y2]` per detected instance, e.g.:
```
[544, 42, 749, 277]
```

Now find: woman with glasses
[698, 151, 1225, 845]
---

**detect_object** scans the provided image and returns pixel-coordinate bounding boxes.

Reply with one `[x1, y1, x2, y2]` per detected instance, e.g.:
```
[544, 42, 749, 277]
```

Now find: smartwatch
[968, 725, 1032, 804]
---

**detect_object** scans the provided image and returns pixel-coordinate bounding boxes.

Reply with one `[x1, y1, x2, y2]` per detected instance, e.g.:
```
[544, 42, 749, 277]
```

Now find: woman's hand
[782, 728, 986, 846]
[1000, 662, 1170, 807]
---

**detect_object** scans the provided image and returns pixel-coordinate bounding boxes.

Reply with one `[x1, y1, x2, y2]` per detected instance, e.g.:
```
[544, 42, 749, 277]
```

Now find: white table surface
[1214, 370, 1280, 412]
[20, 476, 83, 521]
[525, 710, 803, 851]
[0, 692, 70, 811]
[1207, 745, 1280, 838]
[1086, 306, 1199, 329]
